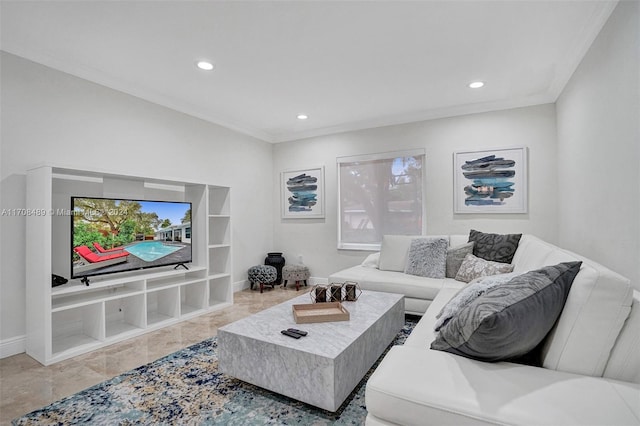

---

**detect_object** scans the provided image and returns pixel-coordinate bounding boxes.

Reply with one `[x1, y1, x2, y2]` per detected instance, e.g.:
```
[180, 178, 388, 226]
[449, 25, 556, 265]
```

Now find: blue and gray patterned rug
[13, 317, 418, 425]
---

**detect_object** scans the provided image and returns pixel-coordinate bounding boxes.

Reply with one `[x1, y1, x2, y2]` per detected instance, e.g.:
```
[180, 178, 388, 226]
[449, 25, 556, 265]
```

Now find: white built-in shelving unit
[26, 165, 232, 365]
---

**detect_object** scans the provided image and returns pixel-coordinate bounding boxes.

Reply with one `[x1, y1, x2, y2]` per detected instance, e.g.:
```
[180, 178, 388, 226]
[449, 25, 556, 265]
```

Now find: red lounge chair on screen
[73, 245, 129, 273]
[93, 242, 127, 253]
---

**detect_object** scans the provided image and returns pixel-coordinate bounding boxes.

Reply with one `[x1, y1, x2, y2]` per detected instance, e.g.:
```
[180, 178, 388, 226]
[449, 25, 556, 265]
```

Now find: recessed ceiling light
[297, 114, 308, 120]
[469, 81, 485, 89]
[196, 61, 214, 71]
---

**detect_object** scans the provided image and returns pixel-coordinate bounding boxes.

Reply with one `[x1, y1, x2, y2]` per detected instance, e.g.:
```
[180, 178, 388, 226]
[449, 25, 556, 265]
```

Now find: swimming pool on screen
[125, 241, 184, 262]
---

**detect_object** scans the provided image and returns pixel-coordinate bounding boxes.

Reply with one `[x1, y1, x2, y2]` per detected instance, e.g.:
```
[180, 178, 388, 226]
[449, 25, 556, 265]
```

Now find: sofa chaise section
[366, 344, 640, 426]
[366, 283, 640, 425]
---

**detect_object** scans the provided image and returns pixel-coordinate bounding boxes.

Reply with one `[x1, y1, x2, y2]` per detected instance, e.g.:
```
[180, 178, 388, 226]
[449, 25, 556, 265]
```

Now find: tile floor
[0, 285, 309, 425]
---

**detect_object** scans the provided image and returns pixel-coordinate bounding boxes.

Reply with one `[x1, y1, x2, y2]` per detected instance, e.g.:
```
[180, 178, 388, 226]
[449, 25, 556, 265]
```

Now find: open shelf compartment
[209, 275, 232, 308]
[180, 281, 207, 316]
[52, 303, 104, 356]
[208, 186, 230, 215]
[208, 216, 230, 245]
[147, 287, 180, 326]
[105, 294, 146, 338]
[208, 246, 231, 275]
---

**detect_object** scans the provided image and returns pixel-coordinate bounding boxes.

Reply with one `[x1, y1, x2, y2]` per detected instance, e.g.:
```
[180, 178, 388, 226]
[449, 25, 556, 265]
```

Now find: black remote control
[287, 328, 308, 336]
[281, 330, 302, 339]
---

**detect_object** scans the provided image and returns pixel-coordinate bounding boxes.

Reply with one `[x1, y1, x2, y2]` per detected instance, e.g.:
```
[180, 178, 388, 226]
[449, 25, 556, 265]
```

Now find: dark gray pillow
[404, 237, 448, 278]
[445, 242, 474, 278]
[431, 261, 582, 363]
[468, 229, 522, 264]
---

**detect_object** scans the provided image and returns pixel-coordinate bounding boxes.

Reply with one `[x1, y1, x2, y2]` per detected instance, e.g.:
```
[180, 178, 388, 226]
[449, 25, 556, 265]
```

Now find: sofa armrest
[366, 346, 640, 426]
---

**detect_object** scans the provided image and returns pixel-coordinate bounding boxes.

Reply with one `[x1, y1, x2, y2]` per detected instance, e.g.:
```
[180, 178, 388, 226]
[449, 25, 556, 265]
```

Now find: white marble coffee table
[217, 290, 404, 411]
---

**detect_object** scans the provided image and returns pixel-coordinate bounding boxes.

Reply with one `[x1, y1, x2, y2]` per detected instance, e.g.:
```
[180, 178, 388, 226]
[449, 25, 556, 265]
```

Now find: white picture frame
[281, 166, 325, 219]
[454, 147, 528, 214]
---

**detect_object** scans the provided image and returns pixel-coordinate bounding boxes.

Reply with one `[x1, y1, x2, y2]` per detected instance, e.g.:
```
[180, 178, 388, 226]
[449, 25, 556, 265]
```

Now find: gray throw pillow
[445, 242, 474, 278]
[468, 229, 522, 264]
[431, 261, 582, 363]
[434, 272, 519, 331]
[404, 237, 448, 278]
[454, 253, 514, 283]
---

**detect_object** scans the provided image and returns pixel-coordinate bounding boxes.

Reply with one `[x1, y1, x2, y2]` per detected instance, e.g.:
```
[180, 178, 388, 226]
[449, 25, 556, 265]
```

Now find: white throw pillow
[378, 235, 415, 272]
[361, 252, 380, 268]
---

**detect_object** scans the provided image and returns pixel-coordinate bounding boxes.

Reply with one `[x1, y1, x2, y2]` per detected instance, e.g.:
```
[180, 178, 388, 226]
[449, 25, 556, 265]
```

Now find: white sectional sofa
[330, 234, 640, 425]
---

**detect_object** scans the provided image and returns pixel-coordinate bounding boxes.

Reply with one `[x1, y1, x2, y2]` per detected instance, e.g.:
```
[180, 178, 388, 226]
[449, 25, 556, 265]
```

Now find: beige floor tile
[0, 286, 308, 425]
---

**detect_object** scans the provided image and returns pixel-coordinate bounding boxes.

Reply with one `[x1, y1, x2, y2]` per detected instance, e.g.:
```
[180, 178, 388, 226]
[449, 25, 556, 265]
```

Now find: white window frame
[337, 148, 426, 251]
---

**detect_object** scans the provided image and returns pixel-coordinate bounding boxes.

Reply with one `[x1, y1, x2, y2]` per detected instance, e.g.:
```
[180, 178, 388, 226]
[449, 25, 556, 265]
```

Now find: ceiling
[1, 1, 616, 143]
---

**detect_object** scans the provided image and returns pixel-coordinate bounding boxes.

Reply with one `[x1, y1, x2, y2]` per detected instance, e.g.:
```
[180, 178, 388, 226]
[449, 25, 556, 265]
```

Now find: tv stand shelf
[26, 165, 233, 365]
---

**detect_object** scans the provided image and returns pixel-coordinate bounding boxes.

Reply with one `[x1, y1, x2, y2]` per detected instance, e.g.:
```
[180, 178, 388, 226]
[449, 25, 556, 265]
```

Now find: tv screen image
[71, 197, 193, 280]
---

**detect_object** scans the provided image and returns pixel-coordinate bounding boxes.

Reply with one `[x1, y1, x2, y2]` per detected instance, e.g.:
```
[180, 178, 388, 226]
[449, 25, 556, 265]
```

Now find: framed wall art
[281, 166, 325, 219]
[453, 147, 528, 214]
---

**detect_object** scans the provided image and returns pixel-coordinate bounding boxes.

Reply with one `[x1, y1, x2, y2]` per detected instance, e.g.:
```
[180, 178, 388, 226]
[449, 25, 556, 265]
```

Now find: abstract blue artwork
[286, 173, 318, 211]
[454, 147, 527, 214]
[281, 167, 325, 218]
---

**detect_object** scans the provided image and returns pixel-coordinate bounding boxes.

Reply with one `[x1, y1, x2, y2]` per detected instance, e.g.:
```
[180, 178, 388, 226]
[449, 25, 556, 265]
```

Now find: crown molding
[1, 47, 276, 143]
[271, 94, 556, 143]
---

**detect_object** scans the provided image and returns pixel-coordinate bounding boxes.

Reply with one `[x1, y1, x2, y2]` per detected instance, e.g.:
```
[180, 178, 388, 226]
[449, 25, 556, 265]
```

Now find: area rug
[13, 316, 419, 425]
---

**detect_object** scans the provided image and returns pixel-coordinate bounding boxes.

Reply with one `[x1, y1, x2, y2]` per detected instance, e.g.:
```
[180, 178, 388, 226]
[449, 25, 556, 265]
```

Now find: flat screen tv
[71, 197, 192, 283]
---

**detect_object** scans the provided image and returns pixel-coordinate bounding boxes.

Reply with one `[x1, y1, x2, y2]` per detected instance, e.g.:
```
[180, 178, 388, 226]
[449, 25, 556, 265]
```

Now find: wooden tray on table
[292, 302, 350, 324]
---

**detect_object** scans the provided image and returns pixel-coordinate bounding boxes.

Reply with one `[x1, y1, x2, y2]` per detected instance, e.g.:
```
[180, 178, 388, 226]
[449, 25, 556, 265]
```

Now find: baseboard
[233, 277, 328, 293]
[0, 334, 26, 359]
[233, 279, 251, 292]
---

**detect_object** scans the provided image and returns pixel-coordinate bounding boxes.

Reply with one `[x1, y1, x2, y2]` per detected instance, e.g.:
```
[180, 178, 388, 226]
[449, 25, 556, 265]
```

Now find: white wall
[556, 1, 640, 290]
[273, 104, 559, 279]
[0, 52, 274, 344]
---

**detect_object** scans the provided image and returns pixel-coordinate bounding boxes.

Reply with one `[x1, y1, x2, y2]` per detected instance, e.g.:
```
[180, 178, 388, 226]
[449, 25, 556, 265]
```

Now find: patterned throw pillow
[431, 262, 582, 363]
[434, 272, 519, 331]
[454, 253, 514, 283]
[404, 238, 448, 278]
[445, 242, 474, 278]
[468, 229, 522, 264]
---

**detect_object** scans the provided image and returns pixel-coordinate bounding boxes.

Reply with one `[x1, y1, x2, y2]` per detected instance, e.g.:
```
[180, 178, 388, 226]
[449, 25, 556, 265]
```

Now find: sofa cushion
[510, 234, 554, 273]
[469, 229, 521, 263]
[378, 235, 414, 271]
[603, 290, 640, 384]
[365, 345, 640, 426]
[445, 241, 474, 278]
[431, 262, 582, 363]
[454, 253, 514, 283]
[404, 284, 460, 349]
[512, 235, 634, 377]
[404, 237, 448, 278]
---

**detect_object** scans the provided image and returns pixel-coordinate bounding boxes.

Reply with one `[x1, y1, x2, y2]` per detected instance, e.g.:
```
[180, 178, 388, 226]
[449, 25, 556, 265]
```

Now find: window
[185, 227, 191, 238]
[338, 149, 425, 250]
